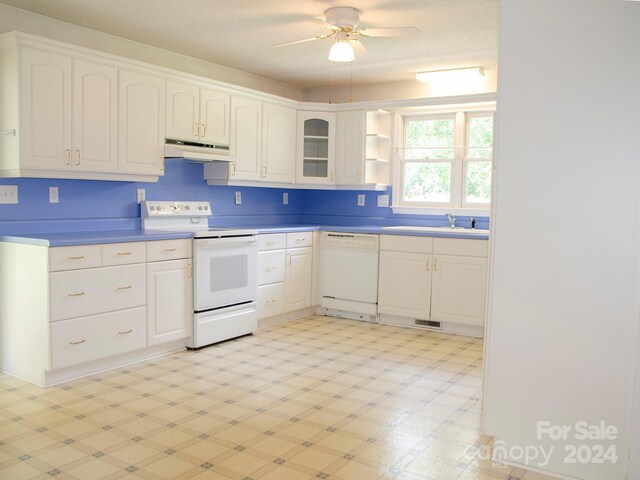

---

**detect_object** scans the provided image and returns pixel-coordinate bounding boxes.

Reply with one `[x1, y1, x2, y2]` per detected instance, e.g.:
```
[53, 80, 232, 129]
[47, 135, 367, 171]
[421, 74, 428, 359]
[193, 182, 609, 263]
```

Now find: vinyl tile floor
[0, 316, 558, 480]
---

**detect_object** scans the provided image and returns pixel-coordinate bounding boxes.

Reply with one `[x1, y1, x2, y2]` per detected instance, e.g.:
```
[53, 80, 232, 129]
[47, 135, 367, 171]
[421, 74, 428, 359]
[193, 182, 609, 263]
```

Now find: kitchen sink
[382, 226, 490, 235]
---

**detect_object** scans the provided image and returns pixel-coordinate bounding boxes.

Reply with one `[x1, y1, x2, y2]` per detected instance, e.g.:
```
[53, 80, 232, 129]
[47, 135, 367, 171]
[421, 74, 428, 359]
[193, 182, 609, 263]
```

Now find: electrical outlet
[283, 192, 288, 205]
[49, 187, 59, 204]
[137, 188, 145, 203]
[377, 194, 390, 207]
[235, 191, 242, 205]
[357, 194, 365, 207]
[0, 185, 18, 204]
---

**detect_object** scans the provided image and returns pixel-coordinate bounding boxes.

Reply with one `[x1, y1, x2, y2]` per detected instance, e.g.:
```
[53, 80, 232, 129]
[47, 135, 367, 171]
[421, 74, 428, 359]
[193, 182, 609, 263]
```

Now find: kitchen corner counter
[0, 229, 193, 247]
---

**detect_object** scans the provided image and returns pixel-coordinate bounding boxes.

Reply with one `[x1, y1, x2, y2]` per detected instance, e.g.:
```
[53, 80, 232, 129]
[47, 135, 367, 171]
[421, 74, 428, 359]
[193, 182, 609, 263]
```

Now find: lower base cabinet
[378, 235, 488, 328]
[146, 258, 193, 345]
[285, 246, 313, 312]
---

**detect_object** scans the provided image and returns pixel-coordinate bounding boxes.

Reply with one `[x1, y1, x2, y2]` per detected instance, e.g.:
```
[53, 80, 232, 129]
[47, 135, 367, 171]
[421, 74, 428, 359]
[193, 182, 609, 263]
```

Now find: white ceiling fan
[271, 6, 420, 62]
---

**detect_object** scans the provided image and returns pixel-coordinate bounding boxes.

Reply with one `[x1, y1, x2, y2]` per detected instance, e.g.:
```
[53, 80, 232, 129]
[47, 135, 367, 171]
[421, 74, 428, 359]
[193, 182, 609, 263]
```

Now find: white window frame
[392, 107, 495, 216]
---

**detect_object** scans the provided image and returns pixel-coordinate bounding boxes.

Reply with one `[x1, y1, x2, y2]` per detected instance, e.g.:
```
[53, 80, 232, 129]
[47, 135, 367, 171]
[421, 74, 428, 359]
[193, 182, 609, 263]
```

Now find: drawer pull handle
[68, 292, 85, 297]
[117, 285, 132, 290]
[69, 339, 86, 345]
[164, 248, 177, 252]
[265, 266, 276, 271]
[118, 329, 133, 335]
[434, 258, 438, 271]
[117, 252, 132, 256]
[265, 241, 275, 245]
[296, 238, 305, 242]
[67, 256, 85, 260]
[266, 299, 277, 304]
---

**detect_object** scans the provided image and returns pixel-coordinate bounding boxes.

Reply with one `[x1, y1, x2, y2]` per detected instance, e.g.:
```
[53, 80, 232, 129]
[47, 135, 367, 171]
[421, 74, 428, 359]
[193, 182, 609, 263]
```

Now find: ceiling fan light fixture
[328, 40, 355, 62]
[416, 67, 485, 83]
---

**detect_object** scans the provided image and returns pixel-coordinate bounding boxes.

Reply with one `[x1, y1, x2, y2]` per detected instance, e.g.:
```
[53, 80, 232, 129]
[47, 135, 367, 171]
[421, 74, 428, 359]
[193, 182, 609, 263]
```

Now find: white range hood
[164, 139, 232, 162]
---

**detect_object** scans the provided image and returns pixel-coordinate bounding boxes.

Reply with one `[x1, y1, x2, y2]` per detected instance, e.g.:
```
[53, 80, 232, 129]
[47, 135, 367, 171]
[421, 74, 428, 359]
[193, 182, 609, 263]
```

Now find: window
[398, 110, 494, 211]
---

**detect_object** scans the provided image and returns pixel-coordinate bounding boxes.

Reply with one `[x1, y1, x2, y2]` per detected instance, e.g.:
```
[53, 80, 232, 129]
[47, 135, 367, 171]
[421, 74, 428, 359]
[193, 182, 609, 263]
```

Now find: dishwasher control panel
[323, 232, 379, 251]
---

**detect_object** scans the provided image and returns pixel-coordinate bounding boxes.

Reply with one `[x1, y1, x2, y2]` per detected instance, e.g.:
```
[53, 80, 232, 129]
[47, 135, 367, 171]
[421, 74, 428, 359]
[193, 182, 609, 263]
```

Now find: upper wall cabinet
[166, 80, 230, 146]
[262, 102, 296, 183]
[228, 95, 261, 181]
[118, 69, 165, 176]
[335, 109, 392, 188]
[296, 111, 336, 185]
[0, 35, 165, 182]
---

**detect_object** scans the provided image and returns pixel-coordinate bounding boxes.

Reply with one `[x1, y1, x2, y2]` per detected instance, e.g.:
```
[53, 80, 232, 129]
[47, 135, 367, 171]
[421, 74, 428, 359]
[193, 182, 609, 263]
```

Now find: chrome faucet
[446, 213, 456, 228]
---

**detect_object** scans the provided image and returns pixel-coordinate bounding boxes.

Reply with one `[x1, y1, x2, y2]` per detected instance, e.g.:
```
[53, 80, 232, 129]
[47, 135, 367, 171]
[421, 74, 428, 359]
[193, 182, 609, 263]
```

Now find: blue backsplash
[0, 160, 488, 234]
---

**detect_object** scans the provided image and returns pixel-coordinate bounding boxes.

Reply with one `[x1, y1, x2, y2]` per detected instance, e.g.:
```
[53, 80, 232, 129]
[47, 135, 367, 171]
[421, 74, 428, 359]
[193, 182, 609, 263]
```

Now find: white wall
[304, 70, 498, 103]
[484, 1, 640, 480]
[0, 4, 304, 101]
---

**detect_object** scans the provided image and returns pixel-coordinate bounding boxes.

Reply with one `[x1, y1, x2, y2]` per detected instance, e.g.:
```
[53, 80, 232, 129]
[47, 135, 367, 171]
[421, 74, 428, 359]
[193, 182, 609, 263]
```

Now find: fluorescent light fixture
[328, 41, 355, 62]
[416, 67, 485, 83]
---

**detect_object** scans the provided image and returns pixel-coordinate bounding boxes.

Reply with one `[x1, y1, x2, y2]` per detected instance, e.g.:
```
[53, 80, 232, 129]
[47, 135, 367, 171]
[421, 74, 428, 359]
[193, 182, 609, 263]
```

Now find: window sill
[391, 206, 491, 217]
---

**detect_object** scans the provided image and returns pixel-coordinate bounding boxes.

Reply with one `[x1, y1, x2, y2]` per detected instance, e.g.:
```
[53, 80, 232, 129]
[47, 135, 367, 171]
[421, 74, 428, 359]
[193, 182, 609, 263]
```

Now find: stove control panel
[142, 201, 211, 218]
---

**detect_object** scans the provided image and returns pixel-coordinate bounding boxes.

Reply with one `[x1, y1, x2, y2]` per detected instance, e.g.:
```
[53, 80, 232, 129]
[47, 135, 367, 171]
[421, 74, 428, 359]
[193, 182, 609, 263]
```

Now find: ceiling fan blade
[271, 33, 333, 48]
[358, 27, 420, 38]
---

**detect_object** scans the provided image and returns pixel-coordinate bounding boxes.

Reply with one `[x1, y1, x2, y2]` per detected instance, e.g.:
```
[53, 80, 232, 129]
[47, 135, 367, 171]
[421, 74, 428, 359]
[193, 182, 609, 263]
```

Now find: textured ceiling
[0, 0, 499, 89]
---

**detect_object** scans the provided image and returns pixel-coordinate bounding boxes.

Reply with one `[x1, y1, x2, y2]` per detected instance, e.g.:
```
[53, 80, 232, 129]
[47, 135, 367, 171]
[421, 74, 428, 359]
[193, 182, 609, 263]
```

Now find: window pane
[403, 162, 452, 203]
[406, 118, 454, 160]
[465, 161, 491, 203]
[467, 116, 493, 159]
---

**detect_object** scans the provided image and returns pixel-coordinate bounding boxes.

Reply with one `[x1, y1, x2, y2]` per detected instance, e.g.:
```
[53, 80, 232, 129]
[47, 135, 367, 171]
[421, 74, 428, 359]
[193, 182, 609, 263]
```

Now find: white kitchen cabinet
[146, 258, 193, 346]
[0, 37, 164, 181]
[378, 235, 488, 331]
[18, 46, 72, 171]
[431, 254, 487, 327]
[165, 80, 230, 146]
[296, 111, 336, 185]
[72, 58, 118, 172]
[335, 109, 392, 187]
[0, 238, 193, 386]
[262, 102, 296, 183]
[285, 246, 313, 312]
[378, 251, 432, 319]
[118, 69, 166, 176]
[336, 110, 365, 185]
[256, 234, 286, 320]
[229, 95, 261, 181]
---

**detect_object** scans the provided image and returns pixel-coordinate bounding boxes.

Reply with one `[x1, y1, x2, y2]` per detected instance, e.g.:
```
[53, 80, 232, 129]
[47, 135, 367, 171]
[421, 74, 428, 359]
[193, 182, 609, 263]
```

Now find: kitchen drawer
[257, 250, 286, 285]
[50, 264, 145, 321]
[433, 238, 488, 258]
[147, 239, 192, 262]
[50, 307, 146, 369]
[101, 242, 146, 266]
[286, 231, 313, 248]
[49, 245, 101, 272]
[380, 235, 433, 254]
[258, 234, 286, 251]
[257, 283, 285, 319]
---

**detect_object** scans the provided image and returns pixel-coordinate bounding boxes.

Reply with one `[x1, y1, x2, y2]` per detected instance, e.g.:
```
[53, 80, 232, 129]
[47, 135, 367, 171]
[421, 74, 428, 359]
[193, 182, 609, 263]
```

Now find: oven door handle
[196, 237, 258, 249]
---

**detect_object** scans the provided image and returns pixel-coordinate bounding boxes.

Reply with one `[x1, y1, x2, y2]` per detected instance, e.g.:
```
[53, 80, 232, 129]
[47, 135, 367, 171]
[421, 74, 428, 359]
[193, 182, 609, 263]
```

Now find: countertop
[0, 224, 489, 247]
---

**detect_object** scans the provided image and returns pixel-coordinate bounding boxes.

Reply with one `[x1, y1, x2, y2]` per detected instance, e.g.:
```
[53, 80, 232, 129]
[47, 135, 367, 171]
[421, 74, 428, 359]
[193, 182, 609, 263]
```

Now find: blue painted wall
[0, 161, 303, 234]
[0, 160, 489, 233]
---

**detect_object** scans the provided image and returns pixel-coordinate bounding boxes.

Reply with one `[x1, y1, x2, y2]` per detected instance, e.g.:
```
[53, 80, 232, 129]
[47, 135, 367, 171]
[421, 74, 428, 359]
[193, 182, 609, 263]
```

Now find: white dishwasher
[321, 232, 379, 320]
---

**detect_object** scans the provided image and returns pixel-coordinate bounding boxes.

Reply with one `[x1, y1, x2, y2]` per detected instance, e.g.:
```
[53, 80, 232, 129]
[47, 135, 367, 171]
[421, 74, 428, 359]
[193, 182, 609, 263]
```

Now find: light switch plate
[357, 194, 365, 207]
[377, 195, 390, 207]
[49, 187, 59, 204]
[235, 191, 242, 205]
[283, 192, 288, 205]
[0, 185, 18, 204]
[137, 188, 145, 203]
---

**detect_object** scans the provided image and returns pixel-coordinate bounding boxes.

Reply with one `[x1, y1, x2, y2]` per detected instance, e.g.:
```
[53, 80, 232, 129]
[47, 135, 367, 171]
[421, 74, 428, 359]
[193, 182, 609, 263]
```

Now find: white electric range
[142, 201, 258, 348]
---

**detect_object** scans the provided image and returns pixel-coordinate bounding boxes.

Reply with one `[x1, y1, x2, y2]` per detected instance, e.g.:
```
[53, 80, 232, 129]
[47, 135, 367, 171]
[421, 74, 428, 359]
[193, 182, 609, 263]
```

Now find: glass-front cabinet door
[296, 111, 336, 184]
